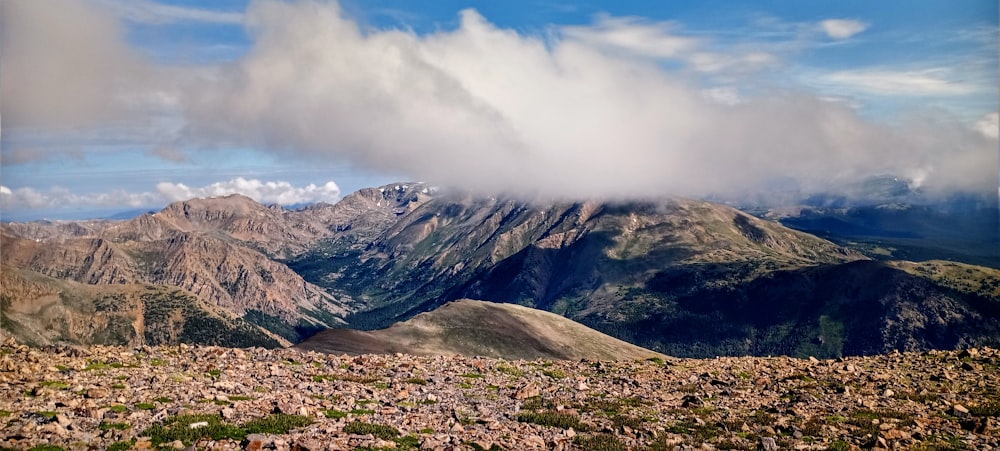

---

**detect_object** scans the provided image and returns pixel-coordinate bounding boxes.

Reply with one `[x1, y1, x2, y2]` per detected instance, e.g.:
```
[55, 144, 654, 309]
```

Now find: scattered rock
[0, 342, 997, 450]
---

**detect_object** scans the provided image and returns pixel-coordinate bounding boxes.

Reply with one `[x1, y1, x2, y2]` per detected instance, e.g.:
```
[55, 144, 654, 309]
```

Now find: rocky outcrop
[1, 341, 998, 450]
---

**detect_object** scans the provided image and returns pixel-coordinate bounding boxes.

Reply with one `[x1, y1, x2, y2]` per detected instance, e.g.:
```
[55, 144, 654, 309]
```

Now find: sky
[1, 0, 997, 221]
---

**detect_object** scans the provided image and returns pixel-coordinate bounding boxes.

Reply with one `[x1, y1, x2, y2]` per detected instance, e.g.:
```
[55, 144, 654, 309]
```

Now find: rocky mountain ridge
[287, 185, 1000, 358]
[3, 182, 999, 357]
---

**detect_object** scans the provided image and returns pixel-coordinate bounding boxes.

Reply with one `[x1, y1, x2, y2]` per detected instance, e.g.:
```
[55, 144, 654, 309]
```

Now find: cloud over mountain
[181, 1, 995, 201]
[3, 0, 996, 206]
[0, 178, 341, 212]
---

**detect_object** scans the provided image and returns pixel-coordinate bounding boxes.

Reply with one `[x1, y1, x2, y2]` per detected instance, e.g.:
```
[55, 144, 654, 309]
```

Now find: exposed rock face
[296, 299, 663, 361]
[2, 341, 998, 450]
[0, 195, 357, 344]
[0, 266, 285, 348]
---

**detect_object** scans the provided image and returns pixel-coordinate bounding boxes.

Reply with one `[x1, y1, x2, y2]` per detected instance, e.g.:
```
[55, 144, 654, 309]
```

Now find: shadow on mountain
[580, 260, 1000, 358]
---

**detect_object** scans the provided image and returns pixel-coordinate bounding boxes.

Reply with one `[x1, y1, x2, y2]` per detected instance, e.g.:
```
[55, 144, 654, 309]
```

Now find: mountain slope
[290, 185, 1000, 358]
[579, 260, 1000, 357]
[4, 184, 998, 358]
[1, 196, 355, 343]
[0, 266, 285, 348]
[291, 191, 864, 328]
[296, 299, 662, 360]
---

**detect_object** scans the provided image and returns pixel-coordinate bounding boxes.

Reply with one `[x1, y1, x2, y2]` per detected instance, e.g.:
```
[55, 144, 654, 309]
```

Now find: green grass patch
[323, 409, 348, 419]
[83, 362, 114, 371]
[750, 410, 775, 425]
[106, 440, 135, 451]
[34, 411, 58, 421]
[343, 421, 400, 440]
[39, 380, 71, 390]
[573, 434, 627, 451]
[108, 404, 128, 413]
[579, 396, 648, 415]
[243, 413, 312, 434]
[350, 408, 375, 415]
[27, 446, 65, 451]
[785, 373, 815, 382]
[340, 374, 381, 384]
[460, 373, 484, 379]
[517, 411, 589, 431]
[395, 435, 420, 449]
[827, 440, 851, 451]
[228, 395, 253, 401]
[468, 442, 503, 451]
[142, 414, 244, 446]
[494, 364, 523, 377]
[111, 384, 125, 390]
[542, 369, 567, 379]
[135, 403, 156, 410]
[99, 421, 130, 430]
[406, 378, 428, 385]
[611, 415, 646, 430]
[141, 413, 312, 447]
[970, 399, 1000, 417]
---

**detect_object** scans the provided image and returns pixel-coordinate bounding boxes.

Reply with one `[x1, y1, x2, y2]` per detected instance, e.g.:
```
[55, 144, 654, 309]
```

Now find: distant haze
[2, 0, 997, 209]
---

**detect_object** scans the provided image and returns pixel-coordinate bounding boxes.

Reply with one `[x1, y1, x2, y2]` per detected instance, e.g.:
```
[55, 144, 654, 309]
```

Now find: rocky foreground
[1, 341, 998, 451]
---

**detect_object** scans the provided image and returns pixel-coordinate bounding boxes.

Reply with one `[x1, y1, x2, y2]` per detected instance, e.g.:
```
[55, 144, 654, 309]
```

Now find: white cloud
[3, 0, 995, 208]
[819, 19, 869, 40]
[0, 186, 159, 210]
[156, 177, 340, 204]
[822, 68, 976, 96]
[179, 1, 996, 200]
[561, 15, 700, 59]
[94, 0, 244, 25]
[688, 51, 777, 74]
[975, 112, 999, 139]
[701, 87, 743, 105]
[0, 178, 341, 212]
[0, 0, 147, 128]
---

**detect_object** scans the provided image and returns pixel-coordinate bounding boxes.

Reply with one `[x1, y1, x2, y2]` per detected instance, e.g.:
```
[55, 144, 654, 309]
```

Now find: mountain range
[2, 182, 998, 358]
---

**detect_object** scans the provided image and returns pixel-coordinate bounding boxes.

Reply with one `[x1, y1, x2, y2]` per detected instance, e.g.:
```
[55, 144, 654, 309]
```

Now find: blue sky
[1, 0, 997, 220]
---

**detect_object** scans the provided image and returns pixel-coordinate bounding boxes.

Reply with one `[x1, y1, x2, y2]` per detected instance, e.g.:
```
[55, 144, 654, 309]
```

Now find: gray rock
[758, 437, 778, 451]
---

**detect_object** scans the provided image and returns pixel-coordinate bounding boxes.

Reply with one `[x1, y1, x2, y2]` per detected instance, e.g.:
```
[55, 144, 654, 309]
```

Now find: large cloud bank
[3, 0, 997, 204]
